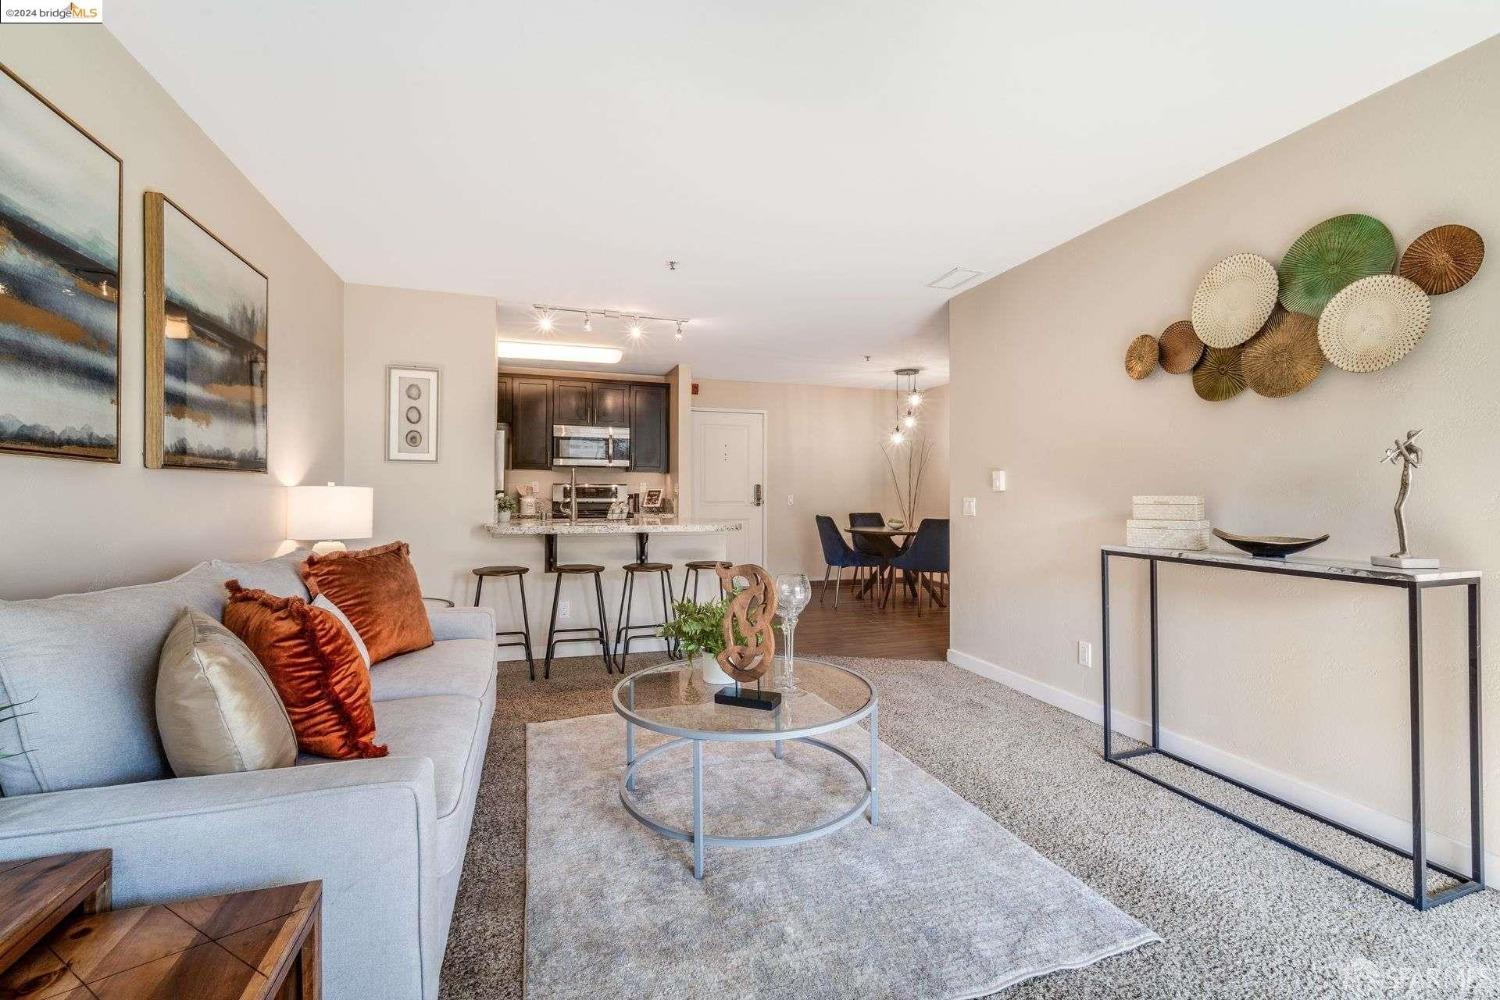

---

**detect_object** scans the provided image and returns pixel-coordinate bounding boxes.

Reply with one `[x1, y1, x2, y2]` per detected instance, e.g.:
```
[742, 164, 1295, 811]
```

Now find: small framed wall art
[387, 364, 439, 462]
[144, 192, 269, 472]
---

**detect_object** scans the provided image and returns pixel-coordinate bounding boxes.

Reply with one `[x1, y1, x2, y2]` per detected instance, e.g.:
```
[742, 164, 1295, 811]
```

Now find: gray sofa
[0, 551, 496, 1000]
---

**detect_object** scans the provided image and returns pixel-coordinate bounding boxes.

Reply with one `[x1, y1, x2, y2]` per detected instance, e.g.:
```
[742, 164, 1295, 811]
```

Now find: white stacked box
[1126, 495, 1209, 550]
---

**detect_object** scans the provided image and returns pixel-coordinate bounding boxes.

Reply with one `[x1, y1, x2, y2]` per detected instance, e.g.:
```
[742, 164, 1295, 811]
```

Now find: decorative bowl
[886, 519, 905, 530]
[1212, 529, 1329, 559]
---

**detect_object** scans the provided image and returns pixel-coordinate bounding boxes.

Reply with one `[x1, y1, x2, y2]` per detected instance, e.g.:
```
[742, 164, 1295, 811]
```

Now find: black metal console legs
[1100, 548, 1484, 910]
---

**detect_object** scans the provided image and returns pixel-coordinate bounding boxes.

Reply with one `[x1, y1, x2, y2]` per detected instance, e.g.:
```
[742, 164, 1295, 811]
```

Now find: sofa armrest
[0, 758, 439, 1000]
[427, 606, 495, 642]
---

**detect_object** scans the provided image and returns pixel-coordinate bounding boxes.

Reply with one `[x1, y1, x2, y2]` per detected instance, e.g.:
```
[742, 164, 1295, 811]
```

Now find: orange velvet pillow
[221, 581, 388, 761]
[298, 541, 434, 665]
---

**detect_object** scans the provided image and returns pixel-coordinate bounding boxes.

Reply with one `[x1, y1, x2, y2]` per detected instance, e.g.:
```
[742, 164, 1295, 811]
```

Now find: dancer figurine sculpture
[1372, 429, 1439, 569]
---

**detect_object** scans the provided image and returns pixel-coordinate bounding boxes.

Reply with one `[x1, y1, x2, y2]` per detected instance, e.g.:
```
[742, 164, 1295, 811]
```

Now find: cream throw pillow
[156, 608, 296, 777]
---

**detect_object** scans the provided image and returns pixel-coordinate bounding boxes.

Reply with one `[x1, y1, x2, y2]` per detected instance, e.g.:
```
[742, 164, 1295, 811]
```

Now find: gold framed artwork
[144, 192, 269, 471]
[0, 63, 123, 463]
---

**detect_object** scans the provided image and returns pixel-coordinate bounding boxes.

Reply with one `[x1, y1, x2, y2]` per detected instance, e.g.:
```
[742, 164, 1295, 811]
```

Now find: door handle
[753, 484, 763, 507]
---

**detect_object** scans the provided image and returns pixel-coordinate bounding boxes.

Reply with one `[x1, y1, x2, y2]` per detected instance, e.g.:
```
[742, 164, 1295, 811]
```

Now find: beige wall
[693, 378, 949, 578]
[948, 37, 1500, 861]
[0, 27, 344, 599]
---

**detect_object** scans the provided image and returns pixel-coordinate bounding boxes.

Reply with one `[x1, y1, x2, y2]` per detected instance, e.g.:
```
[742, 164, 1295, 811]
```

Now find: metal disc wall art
[1125, 334, 1159, 379]
[1316, 274, 1431, 373]
[1158, 320, 1203, 374]
[1399, 224, 1484, 295]
[1242, 309, 1323, 397]
[1190, 253, 1279, 348]
[1277, 214, 1396, 316]
[1192, 345, 1247, 401]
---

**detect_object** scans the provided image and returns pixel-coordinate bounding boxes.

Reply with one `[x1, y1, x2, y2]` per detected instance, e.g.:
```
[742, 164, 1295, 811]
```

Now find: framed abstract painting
[144, 192, 269, 472]
[0, 64, 122, 462]
[387, 365, 439, 462]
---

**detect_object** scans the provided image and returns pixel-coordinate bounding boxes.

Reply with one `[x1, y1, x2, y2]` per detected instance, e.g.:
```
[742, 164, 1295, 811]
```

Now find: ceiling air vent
[926, 266, 983, 291]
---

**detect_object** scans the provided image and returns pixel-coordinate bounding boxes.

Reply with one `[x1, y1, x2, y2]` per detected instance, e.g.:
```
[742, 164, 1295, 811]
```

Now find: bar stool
[543, 563, 614, 679]
[471, 565, 535, 681]
[614, 561, 677, 673]
[681, 559, 731, 603]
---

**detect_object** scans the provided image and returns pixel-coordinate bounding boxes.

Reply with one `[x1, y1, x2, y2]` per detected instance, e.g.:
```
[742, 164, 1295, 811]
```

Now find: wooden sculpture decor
[1124, 215, 1483, 403]
[712, 563, 782, 710]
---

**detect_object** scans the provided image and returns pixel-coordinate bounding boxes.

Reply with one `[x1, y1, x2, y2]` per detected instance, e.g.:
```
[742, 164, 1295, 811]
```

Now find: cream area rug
[523, 700, 1158, 999]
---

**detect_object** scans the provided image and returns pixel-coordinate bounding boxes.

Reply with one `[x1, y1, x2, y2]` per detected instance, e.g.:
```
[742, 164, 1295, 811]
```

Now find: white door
[692, 409, 766, 566]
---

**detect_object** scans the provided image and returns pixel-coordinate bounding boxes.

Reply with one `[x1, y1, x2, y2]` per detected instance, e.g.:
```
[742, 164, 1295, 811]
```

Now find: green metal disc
[1277, 214, 1397, 316]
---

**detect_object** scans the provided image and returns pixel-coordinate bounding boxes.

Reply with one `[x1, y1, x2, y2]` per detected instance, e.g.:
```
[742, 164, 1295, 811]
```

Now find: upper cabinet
[509, 377, 552, 470]
[497, 373, 671, 472]
[629, 383, 669, 472]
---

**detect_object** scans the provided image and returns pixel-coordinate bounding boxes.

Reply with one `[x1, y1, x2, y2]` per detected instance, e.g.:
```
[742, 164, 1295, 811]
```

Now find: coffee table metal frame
[612, 659, 879, 878]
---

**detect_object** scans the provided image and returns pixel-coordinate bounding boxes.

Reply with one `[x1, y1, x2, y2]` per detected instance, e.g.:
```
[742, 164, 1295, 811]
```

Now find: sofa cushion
[222, 583, 388, 761]
[156, 609, 297, 777]
[368, 639, 497, 703]
[181, 550, 311, 610]
[0, 570, 225, 796]
[364, 696, 480, 819]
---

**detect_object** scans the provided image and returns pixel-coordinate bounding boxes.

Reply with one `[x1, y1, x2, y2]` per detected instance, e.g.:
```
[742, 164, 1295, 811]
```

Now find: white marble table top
[1102, 545, 1480, 583]
[484, 518, 741, 537]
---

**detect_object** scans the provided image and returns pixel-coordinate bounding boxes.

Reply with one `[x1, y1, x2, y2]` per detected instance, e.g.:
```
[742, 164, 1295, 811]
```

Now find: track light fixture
[889, 367, 922, 445]
[530, 304, 691, 346]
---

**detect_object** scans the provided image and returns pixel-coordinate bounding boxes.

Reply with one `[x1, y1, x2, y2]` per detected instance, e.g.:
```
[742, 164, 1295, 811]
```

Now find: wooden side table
[0, 878, 321, 1000]
[0, 851, 113, 975]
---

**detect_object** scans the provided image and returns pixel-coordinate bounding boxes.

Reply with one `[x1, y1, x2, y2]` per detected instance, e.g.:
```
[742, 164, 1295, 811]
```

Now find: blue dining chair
[815, 514, 882, 608]
[884, 518, 949, 615]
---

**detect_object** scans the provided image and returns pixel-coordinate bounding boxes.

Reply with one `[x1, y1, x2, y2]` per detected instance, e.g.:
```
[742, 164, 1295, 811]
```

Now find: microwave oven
[552, 424, 630, 467]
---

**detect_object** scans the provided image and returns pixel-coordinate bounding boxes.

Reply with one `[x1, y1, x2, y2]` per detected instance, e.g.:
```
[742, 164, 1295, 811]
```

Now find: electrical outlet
[962, 497, 977, 517]
[558, 601, 572, 620]
[1077, 641, 1092, 668]
[991, 469, 1007, 492]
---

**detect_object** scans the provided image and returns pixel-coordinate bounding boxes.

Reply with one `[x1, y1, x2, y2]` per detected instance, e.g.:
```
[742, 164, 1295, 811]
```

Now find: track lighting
[530, 305, 692, 347]
[628, 318, 643, 338]
[583, 312, 592, 332]
[536, 310, 554, 332]
[674, 320, 684, 341]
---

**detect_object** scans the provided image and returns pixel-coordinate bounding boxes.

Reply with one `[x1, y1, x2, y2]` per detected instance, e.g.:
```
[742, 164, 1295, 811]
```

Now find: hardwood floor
[793, 575, 948, 661]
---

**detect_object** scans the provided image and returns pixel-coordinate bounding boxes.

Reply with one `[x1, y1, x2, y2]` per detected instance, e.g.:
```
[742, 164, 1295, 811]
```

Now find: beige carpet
[439, 653, 1500, 999]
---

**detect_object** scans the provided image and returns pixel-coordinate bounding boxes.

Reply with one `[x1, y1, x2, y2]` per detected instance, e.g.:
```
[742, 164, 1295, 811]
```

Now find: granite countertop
[484, 518, 742, 537]
[1102, 544, 1480, 583]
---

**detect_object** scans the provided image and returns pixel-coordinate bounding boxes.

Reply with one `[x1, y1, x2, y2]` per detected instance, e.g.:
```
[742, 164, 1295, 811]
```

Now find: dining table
[843, 525, 946, 606]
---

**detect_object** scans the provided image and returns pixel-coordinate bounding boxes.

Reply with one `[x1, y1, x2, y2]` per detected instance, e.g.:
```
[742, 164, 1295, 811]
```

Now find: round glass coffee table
[612, 657, 878, 878]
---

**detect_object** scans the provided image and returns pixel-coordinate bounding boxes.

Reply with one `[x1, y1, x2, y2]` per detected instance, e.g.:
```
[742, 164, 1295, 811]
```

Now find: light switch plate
[786, 494, 795, 506]
[962, 497, 977, 516]
[991, 470, 1007, 492]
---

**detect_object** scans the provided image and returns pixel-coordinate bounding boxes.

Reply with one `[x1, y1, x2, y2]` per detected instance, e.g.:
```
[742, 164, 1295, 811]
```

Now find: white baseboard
[946, 647, 1492, 882]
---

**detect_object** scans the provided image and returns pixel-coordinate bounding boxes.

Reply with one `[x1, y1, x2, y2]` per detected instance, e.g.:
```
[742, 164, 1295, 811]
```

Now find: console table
[1100, 545, 1483, 910]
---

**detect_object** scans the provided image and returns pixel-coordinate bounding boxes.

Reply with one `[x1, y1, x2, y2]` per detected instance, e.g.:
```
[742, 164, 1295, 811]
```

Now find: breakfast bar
[484, 518, 741, 571]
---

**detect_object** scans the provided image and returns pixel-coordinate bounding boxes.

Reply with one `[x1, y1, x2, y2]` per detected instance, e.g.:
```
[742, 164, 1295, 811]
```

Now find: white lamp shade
[286, 484, 374, 541]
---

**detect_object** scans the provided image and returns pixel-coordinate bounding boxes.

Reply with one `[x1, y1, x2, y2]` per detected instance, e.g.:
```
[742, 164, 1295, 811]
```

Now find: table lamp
[286, 482, 374, 555]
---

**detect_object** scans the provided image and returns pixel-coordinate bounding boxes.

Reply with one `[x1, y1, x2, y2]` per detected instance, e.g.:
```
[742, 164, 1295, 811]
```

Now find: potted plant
[495, 490, 517, 523]
[660, 597, 738, 685]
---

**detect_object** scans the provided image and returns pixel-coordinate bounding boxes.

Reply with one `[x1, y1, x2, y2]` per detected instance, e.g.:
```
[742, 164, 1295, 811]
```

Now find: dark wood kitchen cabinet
[509, 377, 552, 469]
[496, 375, 513, 425]
[593, 382, 631, 426]
[629, 383, 669, 472]
[551, 379, 593, 426]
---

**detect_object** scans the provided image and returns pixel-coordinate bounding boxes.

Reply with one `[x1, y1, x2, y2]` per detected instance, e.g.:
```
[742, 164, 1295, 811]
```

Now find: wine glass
[774, 573, 812, 691]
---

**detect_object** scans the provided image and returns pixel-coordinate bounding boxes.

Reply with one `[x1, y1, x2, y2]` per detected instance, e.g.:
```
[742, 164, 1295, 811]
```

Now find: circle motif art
[405, 406, 421, 424]
[1190, 253, 1279, 348]
[1242, 309, 1323, 397]
[405, 430, 423, 447]
[1192, 345, 1247, 401]
[1316, 274, 1431, 373]
[1399, 224, 1484, 295]
[405, 384, 422, 400]
[1125, 334, 1159, 380]
[1158, 321, 1203, 374]
[1277, 214, 1396, 316]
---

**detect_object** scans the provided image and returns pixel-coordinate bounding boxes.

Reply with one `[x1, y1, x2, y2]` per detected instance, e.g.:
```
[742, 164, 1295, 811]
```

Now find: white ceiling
[108, 2, 1500, 388]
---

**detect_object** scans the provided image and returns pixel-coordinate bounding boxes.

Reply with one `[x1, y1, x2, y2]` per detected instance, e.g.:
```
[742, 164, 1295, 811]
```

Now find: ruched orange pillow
[221, 581, 388, 760]
[299, 541, 434, 665]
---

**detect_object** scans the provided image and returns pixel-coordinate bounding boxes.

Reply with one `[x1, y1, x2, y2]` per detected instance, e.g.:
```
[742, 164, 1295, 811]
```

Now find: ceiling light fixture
[889, 367, 921, 443]
[497, 340, 623, 364]
[531, 304, 691, 346]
